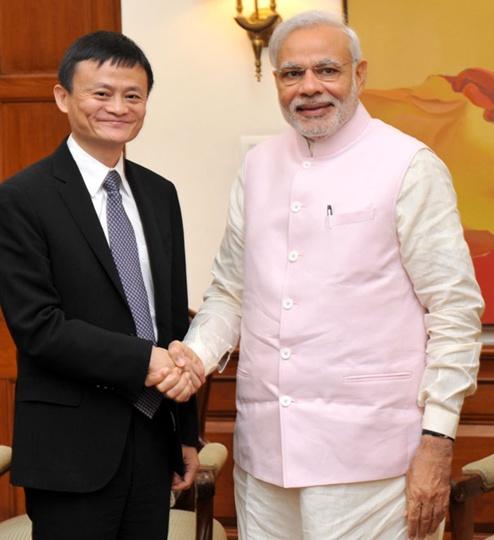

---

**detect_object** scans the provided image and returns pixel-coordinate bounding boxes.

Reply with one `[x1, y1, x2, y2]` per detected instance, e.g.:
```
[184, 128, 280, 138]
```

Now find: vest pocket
[343, 371, 412, 383]
[326, 207, 375, 229]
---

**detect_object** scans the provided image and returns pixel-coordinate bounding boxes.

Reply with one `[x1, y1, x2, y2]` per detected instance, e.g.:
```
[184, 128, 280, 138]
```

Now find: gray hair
[268, 10, 362, 68]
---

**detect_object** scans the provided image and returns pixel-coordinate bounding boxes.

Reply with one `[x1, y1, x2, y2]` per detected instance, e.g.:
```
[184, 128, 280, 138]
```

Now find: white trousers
[234, 465, 445, 540]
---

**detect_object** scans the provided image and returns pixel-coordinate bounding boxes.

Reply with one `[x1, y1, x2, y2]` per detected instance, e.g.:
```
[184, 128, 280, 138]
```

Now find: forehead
[277, 25, 352, 66]
[72, 59, 148, 90]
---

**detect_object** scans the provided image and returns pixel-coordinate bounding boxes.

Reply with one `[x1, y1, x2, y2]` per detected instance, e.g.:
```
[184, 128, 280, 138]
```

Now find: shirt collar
[293, 102, 372, 159]
[66, 135, 128, 198]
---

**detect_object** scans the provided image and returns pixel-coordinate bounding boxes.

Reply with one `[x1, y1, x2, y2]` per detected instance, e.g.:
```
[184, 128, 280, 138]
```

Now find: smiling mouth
[296, 103, 334, 116]
[98, 121, 132, 129]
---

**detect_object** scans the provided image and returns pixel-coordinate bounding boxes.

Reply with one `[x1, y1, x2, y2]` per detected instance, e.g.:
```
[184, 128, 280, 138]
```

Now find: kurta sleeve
[184, 168, 245, 375]
[396, 148, 484, 438]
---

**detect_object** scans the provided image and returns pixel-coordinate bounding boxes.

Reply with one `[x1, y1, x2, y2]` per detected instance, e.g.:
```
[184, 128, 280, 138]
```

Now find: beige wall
[122, 0, 343, 308]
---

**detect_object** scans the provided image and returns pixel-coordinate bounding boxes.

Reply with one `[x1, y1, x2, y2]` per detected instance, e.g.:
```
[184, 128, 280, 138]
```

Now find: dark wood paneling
[0, 1, 122, 75]
[462, 382, 494, 424]
[461, 355, 494, 424]
[208, 364, 237, 418]
[0, 75, 57, 101]
[92, 0, 121, 30]
[1, 102, 70, 179]
[0, 311, 16, 379]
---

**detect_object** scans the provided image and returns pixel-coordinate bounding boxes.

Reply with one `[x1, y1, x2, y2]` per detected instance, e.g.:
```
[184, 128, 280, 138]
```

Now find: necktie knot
[103, 170, 121, 194]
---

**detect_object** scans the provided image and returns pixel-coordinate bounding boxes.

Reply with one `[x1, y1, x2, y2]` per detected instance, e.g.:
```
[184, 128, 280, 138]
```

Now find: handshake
[145, 340, 206, 402]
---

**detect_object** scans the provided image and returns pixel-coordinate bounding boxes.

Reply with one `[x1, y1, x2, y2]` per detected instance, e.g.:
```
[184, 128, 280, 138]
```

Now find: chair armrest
[449, 458, 494, 540]
[451, 473, 486, 502]
[173, 443, 228, 511]
[462, 454, 494, 490]
[195, 466, 216, 502]
[194, 466, 217, 540]
[0, 445, 12, 475]
[198, 443, 228, 477]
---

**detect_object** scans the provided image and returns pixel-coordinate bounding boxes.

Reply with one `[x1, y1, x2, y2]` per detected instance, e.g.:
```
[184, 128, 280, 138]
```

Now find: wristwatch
[422, 429, 454, 442]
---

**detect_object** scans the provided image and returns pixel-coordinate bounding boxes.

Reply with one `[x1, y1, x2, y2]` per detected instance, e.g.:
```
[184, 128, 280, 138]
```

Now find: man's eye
[318, 67, 338, 76]
[95, 91, 109, 97]
[282, 70, 303, 80]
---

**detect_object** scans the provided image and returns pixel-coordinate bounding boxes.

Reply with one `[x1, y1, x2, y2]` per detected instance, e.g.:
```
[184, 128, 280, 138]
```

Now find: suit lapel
[52, 142, 127, 303]
[126, 162, 170, 342]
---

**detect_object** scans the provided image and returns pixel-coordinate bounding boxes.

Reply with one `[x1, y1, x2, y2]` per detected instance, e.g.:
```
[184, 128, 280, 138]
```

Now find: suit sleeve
[0, 180, 151, 401]
[168, 184, 199, 447]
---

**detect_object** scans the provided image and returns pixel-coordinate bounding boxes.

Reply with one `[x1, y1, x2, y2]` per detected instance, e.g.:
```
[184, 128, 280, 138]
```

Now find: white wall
[122, 0, 342, 307]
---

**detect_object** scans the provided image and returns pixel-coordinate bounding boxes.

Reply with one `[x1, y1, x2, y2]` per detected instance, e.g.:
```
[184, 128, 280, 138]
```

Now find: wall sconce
[235, 1, 282, 82]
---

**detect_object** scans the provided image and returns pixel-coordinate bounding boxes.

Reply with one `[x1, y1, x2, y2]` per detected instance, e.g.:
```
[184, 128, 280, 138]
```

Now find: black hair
[58, 30, 154, 93]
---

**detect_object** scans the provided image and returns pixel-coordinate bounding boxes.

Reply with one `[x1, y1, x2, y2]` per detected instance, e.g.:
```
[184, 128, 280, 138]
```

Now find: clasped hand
[145, 341, 205, 402]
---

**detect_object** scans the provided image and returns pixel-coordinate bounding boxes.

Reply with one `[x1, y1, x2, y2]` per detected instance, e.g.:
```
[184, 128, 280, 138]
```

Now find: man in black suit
[0, 31, 204, 539]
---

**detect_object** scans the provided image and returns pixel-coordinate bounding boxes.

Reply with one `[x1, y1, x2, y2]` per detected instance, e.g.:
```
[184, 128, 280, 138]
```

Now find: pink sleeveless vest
[235, 104, 428, 488]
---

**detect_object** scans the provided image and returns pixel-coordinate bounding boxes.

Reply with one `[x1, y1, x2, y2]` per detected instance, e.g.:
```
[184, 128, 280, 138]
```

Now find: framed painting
[346, 1, 494, 325]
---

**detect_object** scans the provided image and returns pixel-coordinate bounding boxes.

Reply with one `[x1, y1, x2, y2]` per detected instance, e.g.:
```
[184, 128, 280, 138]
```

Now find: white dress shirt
[185, 146, 484, 438]
[67, 136, 157, 338]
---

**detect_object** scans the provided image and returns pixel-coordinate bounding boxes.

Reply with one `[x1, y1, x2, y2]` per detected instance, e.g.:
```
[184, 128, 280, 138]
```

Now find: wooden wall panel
[0, 311, 16, 379]
[0, 1, 121, 74]
[1, 102, 70, 179]
[461, 355, 494, 424]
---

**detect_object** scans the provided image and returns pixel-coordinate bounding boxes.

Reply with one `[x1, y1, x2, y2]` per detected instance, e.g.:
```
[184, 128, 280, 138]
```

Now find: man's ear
[355, 60, 368, 96]
[53, 84, 69, 113]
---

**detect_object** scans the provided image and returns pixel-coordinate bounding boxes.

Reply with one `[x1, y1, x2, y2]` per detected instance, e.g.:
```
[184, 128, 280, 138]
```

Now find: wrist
[422, 429, 454, 442]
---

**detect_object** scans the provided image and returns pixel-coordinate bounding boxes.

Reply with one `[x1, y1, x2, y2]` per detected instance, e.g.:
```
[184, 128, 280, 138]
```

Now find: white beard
[281, 78, 359, 141]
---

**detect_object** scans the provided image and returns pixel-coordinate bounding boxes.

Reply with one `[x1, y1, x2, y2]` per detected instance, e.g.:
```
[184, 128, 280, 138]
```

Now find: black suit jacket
[0, 141, 198, 492]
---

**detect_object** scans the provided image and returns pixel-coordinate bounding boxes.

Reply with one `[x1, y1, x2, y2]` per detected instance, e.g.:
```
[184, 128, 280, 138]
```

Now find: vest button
[288, 250, 299, 262]
[280, 347, 291, 360]
[302, 161, 312, 168]
[291, 201, 302, 213]
[280, 395, 292, 407]
[282, 297, 294, 310]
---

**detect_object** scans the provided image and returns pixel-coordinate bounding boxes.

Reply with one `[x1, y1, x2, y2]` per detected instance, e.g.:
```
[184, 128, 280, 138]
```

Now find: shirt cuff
[184, 338, 219, 376]
[422, 404, 460, 439]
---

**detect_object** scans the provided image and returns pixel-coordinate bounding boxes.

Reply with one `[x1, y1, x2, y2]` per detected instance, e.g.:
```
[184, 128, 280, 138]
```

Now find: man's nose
[106, 96, 128, 114]
[298, 68, 325, 96]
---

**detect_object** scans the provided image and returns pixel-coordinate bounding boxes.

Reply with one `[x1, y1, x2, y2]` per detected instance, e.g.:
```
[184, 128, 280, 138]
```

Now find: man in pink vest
[176, 10, 484, 540]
